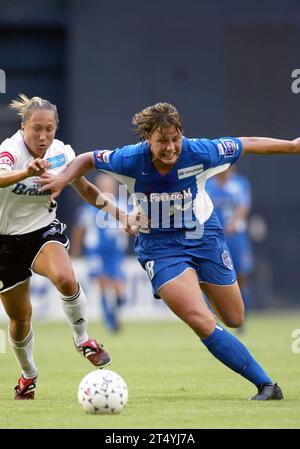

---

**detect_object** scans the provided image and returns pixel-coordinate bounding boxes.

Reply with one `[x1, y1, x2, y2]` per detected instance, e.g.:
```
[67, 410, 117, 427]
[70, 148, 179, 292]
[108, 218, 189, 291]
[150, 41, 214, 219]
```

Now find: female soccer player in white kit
[0, 94, 137, 400]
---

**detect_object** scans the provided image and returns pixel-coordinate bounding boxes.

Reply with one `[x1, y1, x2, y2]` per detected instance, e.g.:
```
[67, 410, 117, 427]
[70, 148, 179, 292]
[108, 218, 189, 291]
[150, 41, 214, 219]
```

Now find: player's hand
[36, 172, 66, 201]
[121, 210, 150, 236]
[26, 159, 51, 177]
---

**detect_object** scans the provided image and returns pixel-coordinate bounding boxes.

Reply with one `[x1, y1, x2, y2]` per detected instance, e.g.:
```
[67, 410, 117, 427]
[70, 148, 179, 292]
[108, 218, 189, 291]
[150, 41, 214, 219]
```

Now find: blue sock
[100, 294, 113, 328]
[201, 324, 272, 387]
[116, 295, 126, 307]
[100, 294, 119, 332]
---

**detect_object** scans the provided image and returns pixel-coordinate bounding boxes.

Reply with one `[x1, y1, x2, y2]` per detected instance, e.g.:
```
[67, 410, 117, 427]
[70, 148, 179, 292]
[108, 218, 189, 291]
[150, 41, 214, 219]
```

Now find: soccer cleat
[250, 383, 283, 401]
[75, 338, 111, 368]
[14, 375, 37, 400]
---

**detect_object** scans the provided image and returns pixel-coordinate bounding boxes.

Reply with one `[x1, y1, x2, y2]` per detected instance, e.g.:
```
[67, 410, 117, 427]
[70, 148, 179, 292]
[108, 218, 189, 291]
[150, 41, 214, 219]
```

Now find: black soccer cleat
[250, 383, 283, 401]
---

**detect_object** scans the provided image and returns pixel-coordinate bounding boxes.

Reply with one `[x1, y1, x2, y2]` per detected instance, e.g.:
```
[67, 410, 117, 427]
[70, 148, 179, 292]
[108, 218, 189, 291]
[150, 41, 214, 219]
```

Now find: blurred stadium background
[0, 0, 300, 320]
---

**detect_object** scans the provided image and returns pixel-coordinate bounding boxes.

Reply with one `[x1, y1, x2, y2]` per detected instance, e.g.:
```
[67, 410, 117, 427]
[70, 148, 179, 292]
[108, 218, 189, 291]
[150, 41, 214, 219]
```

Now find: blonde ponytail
[9, 93, 59, 125]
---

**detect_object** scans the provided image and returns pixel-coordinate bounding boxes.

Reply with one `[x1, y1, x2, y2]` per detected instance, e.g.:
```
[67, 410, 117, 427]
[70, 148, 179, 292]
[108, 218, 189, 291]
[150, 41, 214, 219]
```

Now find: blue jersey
[206, 173, 251, 232]
[93, 136, 243, 237]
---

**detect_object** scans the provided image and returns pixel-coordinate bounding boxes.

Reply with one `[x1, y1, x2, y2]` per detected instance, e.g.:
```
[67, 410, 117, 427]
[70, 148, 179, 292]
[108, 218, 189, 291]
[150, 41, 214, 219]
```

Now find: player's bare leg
[235, 273, 250, 333]
[0, 280, 37, 399]
[32, 242, 110, 367]
[158, 268, 216, 339]
[200, 281, 245, 328]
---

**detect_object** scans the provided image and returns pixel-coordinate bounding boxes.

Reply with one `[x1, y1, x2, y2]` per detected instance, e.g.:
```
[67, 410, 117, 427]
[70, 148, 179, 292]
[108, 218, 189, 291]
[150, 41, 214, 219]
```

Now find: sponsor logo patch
[12, 182, 51, 196]
[46, 154, 65, 169]
[221, 250, 234, 270]
[220, 139, 237, 157]
[177, 164, 204, 179]
[95, 150, 111, 163]
[139, 188, 192, 203]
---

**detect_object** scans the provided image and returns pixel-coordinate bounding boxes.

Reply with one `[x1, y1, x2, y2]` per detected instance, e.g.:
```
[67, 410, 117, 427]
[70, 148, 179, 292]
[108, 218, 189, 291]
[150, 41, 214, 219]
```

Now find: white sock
[60, 283, 89, 346]
[8, 327, 38, 379]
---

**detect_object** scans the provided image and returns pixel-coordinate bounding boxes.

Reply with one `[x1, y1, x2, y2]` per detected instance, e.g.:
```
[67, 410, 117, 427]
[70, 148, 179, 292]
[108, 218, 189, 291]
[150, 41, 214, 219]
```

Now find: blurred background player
[71, 173, 129, 332]
[206, 167, 253, 320]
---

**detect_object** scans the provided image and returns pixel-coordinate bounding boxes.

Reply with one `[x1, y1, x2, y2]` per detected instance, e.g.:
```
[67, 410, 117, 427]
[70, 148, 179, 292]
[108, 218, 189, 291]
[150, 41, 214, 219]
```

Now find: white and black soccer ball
[78, 369, 128, 414]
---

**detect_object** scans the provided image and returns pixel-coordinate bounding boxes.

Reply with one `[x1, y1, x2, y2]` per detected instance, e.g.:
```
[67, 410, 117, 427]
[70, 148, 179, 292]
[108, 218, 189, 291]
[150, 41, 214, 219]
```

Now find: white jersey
[0, 130, 75, 235]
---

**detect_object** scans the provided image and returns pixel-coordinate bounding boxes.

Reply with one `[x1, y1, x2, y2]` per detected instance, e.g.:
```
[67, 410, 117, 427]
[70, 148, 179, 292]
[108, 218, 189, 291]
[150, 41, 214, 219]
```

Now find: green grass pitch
[0, 312, 299, 429]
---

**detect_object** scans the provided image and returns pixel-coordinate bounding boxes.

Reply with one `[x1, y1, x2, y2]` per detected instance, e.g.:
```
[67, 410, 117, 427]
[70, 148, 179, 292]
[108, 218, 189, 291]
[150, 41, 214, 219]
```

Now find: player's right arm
[0, 158, 51, 188]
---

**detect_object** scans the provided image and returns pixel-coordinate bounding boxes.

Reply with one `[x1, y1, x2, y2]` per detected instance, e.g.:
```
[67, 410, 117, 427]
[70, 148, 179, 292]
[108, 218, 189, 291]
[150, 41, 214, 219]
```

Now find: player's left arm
[240, 137, 300, 155]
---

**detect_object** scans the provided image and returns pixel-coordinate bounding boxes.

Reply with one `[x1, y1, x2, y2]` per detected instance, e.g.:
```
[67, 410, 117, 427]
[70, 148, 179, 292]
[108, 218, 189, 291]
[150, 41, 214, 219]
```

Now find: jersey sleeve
[207, 137, 243, 168]
[0, 139, 17, 171]
[93, 149, 123, 174]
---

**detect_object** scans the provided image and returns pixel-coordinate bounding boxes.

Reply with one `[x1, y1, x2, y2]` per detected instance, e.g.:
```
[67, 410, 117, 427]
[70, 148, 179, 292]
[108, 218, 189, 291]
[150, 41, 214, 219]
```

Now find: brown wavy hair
[132, 102, 183, 140]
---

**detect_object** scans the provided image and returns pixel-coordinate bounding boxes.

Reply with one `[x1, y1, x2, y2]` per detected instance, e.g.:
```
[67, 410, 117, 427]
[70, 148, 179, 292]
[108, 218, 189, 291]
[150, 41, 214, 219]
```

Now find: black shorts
[0, 220, 69, 293]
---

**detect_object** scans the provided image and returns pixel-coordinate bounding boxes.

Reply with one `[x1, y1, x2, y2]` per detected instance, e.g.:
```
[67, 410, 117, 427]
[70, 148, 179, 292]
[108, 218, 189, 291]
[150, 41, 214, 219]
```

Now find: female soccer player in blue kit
[38, 102, 300, 400]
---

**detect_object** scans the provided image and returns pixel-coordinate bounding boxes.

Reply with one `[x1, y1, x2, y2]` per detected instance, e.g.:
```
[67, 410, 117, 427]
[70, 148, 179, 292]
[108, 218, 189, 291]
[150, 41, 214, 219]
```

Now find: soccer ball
[77, 369, 128, 414]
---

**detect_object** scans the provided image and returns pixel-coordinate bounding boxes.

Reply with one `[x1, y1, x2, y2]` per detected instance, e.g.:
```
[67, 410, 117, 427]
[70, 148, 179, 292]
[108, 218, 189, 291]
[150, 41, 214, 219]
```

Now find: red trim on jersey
[0, 151, 15, 164]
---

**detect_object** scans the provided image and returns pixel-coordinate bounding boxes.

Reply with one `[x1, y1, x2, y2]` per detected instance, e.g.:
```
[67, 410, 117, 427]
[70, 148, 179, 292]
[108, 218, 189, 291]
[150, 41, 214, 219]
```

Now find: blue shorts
[135, 229, 237, 298]
[85, 253, 125, 280]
